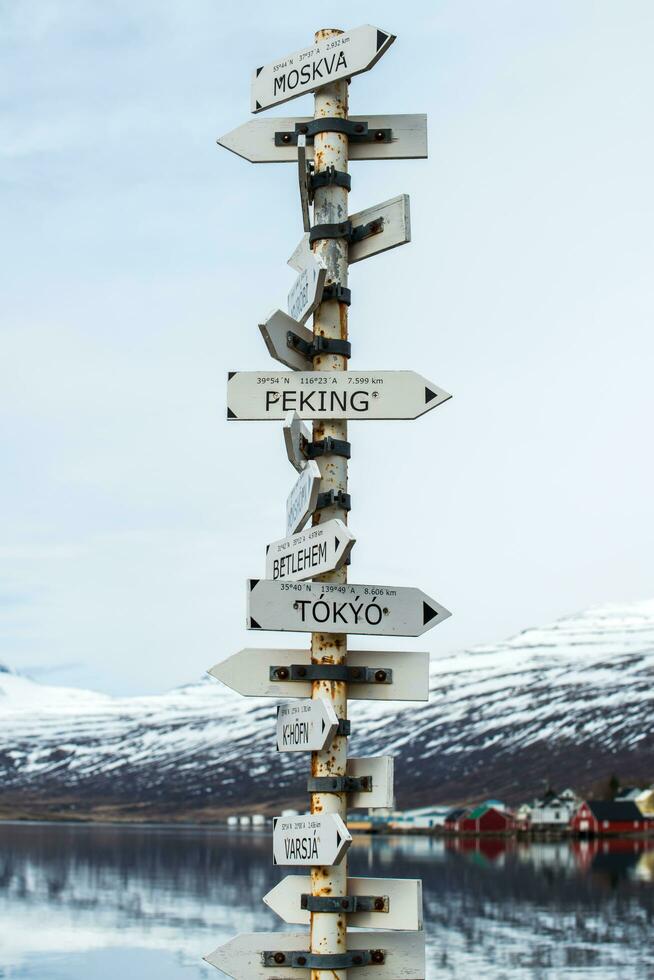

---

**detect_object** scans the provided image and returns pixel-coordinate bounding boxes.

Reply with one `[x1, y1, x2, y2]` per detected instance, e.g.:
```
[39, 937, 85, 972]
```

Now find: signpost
[217, 114, 428, 164]
[286, 460, 321, 534]
[227, 370, 451, 421]
[276, 699, 339, 752]
[264, 875, 423, 930]
[247, 579, 451, 637]
[209, 648, 430, 701]
[250, 25, 395, 112]
[273, 812, 351, 866]
[266, 518, 355, 581]
[210, 22, 453, 979]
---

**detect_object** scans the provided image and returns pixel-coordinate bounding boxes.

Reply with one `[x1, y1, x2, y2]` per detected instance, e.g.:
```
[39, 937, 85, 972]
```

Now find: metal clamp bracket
[307, 774, 372, 794]
[315, 489, 351, 512]
[275, 116, 392, 145]
[286, 332, 351, 360]
[309, 166, 351, 194]
[306, 437, 351, 460]
[309, 218, 384, 246]
[300, 894, 389, 914]
[337, 718, 351, 737]
[269, 664, 393, 685]
[321, 283, 351, 306]
[262, 950, 385, 970]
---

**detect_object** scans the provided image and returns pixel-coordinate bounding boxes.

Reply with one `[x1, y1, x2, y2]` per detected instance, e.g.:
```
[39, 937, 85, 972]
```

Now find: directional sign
[348, 756, 395, 809]
[287, 254, 327, 325]
[297, 134, 311, 232]
[247, 580, 450, 637]
[276, 699, 338, 752]
[204, 930, 425, 979]
[283, 411, 310, 472]
[273, 812, 351, 866]
[227, 370, 451, 421]
[209, 649, 430, 701]
[250, 25, 395, 113]
[264, 875, 423, 930]
[266, 518, 355, 582]
[259, 310, 313, 371]
[286, 460, 321, 535]
[288, 194, 410, 271]
[217, 114, 428, 164]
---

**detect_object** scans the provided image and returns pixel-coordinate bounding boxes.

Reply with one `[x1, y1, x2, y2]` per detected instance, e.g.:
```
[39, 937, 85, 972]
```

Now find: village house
[455, 803, 516, 835]
[571, 800, 649, 836]
[526, 788, 579, 829]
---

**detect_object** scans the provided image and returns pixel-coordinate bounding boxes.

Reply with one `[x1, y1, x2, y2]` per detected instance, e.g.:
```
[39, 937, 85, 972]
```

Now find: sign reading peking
[276, 699, 338, 752]
[246, 579, 451, 637]
[227, 370, 451, 421]
[266, 519, 355, 582]
[273, 812, 351, 866]
[251, 25, 395, 113]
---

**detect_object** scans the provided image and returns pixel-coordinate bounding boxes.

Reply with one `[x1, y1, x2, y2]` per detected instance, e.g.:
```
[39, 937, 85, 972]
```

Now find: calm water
[0, 822, 652, 979]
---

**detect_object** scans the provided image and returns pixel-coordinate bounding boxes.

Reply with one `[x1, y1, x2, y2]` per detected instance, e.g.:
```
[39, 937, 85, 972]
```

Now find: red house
[571, 800, 647, 836]
[456, 804, 515, 835]
[443, 807, 468, 832]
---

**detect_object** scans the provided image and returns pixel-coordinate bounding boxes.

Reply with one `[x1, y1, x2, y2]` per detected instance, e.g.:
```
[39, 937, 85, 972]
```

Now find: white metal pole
[309, 26, 350, 980]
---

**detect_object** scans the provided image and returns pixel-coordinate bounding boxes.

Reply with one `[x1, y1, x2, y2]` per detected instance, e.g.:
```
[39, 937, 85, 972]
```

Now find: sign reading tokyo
[251, 25, 395, 113]
[227, 371, 451, 421]
[272, 812, 351, 866]
[247, 580, 451, 637]
[266, 519, 355, 582]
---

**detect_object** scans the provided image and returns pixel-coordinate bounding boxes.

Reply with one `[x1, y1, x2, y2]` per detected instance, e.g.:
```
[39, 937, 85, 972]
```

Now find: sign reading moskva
[266, 519, 355, 582]
[246, 580, 451, 637]
[227, 371, 451, 421]
[251, 25, 395, 113]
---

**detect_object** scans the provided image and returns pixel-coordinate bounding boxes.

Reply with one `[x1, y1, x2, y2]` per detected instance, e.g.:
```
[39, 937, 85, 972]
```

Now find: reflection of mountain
[0, 600, 653, 817]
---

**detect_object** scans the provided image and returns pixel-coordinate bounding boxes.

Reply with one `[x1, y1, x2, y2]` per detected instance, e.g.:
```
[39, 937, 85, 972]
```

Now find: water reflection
[0, 822, 652, 978]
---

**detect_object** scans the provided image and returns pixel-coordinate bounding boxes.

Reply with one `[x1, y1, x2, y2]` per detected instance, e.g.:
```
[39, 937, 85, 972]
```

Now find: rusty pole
[309, 26, 350, 980]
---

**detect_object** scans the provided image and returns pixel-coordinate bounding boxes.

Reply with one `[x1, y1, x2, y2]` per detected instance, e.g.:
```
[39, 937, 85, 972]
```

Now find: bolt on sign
[208, 22, 451, 979]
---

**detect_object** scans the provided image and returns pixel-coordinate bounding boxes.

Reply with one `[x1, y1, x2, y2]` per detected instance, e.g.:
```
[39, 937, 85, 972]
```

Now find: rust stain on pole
[309, 25, 350, 980]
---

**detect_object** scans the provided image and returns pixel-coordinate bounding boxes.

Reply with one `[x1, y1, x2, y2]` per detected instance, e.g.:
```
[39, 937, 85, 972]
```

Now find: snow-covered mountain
[0, 600, 652, 819]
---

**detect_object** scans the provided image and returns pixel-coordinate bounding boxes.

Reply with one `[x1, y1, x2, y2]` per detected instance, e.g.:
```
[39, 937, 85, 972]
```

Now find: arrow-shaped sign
[286, 460, 321, 535]
[263, 875, 423, 930]
[276, 699, 339, 752]
[287, 253, 327, 325]
[227, 370, 451, 421]
[217, 114, 428, 164]
[288, 194, 410, 269]
[251, 25, 395, 113]
[247, 580, 451, 637]
[204, 930, 425, 979]
[259, 310, 313, 372]
[208, 649, 430, 701]
[273, 812, 351, 866]
[266, 518, 355, 582]
[283, 410, 311, 472]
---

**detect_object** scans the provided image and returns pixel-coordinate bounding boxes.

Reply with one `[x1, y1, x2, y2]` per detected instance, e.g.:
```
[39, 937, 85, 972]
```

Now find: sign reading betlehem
[266, 519, 355, 582]
[251, 25, 395, 113]
[227, 371, 451, 421]
[247, 580, 451, 637]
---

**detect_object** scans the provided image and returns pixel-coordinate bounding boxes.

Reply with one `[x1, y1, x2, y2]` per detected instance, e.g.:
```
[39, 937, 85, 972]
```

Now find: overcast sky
[1, 1, 653, 695]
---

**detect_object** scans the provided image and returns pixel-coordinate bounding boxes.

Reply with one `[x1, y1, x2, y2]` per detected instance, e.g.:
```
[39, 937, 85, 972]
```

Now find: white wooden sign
[259, 310, 313, 371]
[276, 699, 338, 752]
[204, 930, 425, 979]
[283, 410, 311, 472]
[227, 370, 451, 421]
[273, 812, 351, 866]
[286, 460, 321, 535]
[263, 875, 423, 930]
[266, 518, 355, 582]
[209, 649, 430, 701]
[217, 114, 428, 164]
[247, 579, 451, 637]
[287, 254, 327, 325]
[251, 25, 395, 113]
[348, 756, 395, 809]
[288, 195, 410, 270]
[297, 134, 311, 232]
